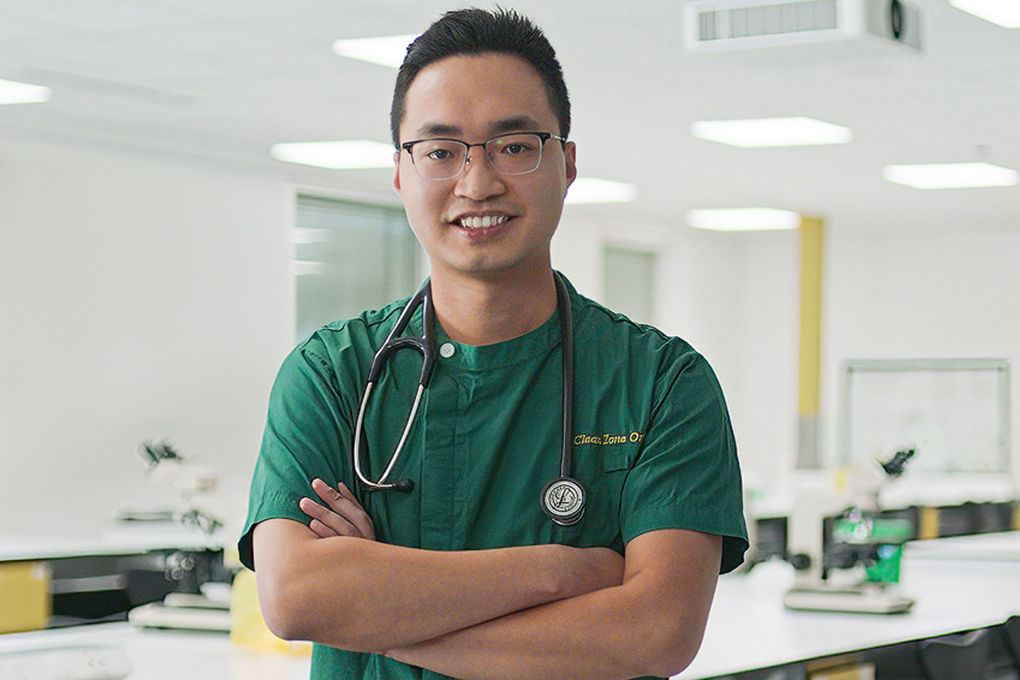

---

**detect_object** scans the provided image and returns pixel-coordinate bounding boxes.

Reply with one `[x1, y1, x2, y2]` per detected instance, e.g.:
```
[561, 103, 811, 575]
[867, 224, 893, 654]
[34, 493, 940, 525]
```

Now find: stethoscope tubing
[352, 282, 434, 493]
[351, 273, 586, 525]
[554, 273, 574, 479]
[352, 382, 425, 489]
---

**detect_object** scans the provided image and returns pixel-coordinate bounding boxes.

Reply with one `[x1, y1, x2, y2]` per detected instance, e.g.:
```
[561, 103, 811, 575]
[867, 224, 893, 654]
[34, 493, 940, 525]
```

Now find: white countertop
[677, 531, 1020, 679]
[0, 525, 224, 562]
[0, 624, 310, 680]
[2, 532, 1017, 680]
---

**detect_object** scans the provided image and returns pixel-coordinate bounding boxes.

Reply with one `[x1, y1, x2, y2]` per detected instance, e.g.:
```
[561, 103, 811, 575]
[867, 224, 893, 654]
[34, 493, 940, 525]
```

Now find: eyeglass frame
[399, 131, 567, 180]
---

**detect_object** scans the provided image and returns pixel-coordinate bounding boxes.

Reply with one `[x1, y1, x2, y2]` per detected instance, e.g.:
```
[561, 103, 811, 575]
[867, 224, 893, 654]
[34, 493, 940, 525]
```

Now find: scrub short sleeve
[620, 350, 748, 573]
[238, 337, 353, 570]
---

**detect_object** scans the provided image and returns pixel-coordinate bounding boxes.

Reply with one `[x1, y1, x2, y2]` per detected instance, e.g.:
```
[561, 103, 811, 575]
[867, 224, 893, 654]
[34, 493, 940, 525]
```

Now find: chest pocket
[602, 449, 632, 473]
[553, 445, 637, 551]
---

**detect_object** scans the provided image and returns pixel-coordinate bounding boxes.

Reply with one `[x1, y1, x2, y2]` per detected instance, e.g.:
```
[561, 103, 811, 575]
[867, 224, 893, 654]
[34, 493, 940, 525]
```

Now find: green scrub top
[239, 276, 747, 680]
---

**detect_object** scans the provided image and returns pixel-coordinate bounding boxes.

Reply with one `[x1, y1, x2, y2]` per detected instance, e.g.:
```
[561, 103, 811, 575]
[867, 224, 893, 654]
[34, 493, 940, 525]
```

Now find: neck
[429, 268, 558, 346]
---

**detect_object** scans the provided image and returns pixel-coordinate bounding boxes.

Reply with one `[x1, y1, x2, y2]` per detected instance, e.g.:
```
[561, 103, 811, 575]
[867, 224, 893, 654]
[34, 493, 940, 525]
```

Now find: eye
[501, 142, 533, 155]
[425, 148, 454, 161]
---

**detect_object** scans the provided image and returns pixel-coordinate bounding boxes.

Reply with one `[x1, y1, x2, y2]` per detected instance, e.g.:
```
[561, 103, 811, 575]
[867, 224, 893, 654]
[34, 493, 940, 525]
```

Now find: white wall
[821, 221, 1020, 478]
[661, 219, 1020, 500]
[645, 227, 799, 493]
[559, 212, 1020, 501]
[1, 135, 1016, 542]
[0, 136, 295, 539]
[556, 212, 800, 492]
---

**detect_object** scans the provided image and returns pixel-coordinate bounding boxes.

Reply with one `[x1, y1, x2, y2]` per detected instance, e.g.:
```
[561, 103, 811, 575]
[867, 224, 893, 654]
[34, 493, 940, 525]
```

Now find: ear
[392, 150, 402, 194]
[563, 141, 578, 191]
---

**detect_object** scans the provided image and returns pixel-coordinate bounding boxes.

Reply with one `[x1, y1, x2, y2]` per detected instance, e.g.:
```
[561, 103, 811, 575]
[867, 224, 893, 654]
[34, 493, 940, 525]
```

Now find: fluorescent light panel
[332, 34, 417, 68]
[0, 78, 52, 105]
[294, 261, 327, 276]
[270, 140, 394, 169]
[292, 228, 331, 244]
[690, 116, 853, 147]
[882, 162, 1019, 189]
[565, 178, 638, 204]
[949, 0, 1020, 28]
[686, 208, 801, 232]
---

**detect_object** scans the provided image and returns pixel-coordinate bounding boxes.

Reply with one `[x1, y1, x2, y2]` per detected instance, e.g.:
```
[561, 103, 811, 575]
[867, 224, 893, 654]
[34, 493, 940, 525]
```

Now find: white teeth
[459, 215, 508, 229]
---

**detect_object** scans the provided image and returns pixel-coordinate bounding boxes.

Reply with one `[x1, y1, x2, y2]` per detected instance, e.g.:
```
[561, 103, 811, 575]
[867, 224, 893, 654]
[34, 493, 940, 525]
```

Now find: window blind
[295, 195, 418, 341]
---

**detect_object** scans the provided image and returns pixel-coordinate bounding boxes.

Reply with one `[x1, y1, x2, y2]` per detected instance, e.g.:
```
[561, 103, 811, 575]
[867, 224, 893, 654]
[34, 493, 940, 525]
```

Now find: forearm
[388, 580, 689, 680]
[253, 519, 622, 652]
[388, 530, 721, 680]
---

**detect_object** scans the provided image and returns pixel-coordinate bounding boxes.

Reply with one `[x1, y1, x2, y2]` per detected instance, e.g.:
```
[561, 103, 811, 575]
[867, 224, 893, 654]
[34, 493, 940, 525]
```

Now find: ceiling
[1, 0, 1018, 233]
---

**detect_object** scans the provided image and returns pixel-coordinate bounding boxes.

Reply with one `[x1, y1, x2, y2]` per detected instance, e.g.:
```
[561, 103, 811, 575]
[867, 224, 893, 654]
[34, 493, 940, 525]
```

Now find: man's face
[394, 52, 576, 281]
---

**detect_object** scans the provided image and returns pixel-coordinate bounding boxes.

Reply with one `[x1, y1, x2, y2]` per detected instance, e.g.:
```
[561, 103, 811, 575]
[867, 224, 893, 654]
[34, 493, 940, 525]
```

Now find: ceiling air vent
[684, 0, 922, 52]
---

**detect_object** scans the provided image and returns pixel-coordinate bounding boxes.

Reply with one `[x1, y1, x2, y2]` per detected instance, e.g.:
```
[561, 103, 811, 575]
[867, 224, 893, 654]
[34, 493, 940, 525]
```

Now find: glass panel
[839, 358, 1011, 474]
[295, 195, 419, 342]
[602, 246, 656, 325]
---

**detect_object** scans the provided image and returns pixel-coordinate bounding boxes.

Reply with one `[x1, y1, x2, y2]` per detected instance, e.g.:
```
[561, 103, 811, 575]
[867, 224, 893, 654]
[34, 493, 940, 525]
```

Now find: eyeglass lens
[410, 133, 545, 180]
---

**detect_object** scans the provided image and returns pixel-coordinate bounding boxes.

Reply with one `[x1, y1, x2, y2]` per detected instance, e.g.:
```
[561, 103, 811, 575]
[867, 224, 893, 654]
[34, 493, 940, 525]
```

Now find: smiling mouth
[457, 215, 510, 230]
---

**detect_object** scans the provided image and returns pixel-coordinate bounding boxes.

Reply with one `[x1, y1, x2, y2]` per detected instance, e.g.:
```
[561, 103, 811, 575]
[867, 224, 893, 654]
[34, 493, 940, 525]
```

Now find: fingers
[298, 479, 376, 540]
[324, 480, 376, 540]
[308, 517, 340, 539]
[298, 496, 357, 537]
[329, 479, 362, 507]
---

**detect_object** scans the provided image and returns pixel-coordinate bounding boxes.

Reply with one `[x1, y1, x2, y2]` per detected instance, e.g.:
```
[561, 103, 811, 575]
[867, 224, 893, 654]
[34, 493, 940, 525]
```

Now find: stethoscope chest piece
[541, 476, 586, 526]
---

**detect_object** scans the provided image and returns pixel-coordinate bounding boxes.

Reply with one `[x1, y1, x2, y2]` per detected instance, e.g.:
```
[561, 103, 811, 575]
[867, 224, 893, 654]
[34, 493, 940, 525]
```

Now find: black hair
[390, 7, 570, 146]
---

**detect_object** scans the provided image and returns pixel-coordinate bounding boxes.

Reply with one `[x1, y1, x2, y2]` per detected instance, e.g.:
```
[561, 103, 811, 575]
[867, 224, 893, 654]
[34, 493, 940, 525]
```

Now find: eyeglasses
[400, 132, 566, 181]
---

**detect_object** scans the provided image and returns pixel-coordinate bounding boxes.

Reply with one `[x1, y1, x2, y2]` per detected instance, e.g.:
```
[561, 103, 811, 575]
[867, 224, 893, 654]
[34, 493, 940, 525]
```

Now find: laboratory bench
[0, 526, 227, 630]
[1, 532, 1017, 679]
[678, 530, 1020, 679]
[749, 498, 1019, 564]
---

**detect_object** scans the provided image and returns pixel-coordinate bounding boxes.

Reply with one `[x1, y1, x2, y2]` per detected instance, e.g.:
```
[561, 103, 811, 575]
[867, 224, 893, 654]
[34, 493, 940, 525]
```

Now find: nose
[454, 149, 506, 201]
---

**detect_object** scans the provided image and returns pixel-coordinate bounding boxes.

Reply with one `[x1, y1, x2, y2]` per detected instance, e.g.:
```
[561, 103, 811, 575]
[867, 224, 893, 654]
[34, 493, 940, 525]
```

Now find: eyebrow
[415, 115, 545, 139]
[489, 115, 542, 134]
[417, 122, 461, 138]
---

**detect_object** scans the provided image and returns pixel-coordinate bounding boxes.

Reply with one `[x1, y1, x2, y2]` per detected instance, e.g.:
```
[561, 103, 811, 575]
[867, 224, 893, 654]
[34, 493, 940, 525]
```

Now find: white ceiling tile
[0, 0, 1016, 232]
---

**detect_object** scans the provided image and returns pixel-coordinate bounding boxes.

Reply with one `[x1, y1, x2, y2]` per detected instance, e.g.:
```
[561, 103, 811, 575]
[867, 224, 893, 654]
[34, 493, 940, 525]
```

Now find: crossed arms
[252, 479, 721, 680]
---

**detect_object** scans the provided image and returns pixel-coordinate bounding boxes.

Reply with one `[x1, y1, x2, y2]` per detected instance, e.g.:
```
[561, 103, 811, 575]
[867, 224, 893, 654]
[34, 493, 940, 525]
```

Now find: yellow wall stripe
[799, 216, 823, 418]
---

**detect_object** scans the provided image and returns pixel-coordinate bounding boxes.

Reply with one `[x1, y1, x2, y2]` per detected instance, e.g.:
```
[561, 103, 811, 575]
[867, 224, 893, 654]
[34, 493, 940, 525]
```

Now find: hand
[299, 479, 376, 540]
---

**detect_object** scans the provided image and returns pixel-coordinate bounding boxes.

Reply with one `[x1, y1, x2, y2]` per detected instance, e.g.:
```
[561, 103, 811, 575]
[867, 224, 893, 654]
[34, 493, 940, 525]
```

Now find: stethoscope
[351, 272, 587, 526]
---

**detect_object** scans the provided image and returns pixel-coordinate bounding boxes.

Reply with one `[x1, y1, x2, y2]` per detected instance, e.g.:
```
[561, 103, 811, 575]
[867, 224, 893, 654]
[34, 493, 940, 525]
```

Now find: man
[239, 8, 747, 680]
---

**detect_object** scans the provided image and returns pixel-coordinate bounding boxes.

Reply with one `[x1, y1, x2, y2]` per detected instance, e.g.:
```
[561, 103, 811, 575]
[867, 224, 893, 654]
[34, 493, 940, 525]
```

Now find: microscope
[783, 449, 916, 614]
[120, 440, 225, 534]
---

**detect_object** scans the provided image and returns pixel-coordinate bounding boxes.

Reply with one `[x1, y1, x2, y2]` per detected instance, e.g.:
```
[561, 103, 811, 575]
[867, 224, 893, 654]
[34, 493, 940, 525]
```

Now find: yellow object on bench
[0, 561, 51, 633]
[230, 567, 310, 655]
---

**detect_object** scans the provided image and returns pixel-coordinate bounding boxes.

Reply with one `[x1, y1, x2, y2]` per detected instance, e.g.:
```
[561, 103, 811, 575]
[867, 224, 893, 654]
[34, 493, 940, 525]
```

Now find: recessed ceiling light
[332, 34, 417, 68]
[690, 117, 853, 147]
[686, 208, 801, 231]
[882, 162, 1019, 189]
[565, 178, 638, 204]
[270, 140, 395, 170]
[949, 1, 1020, 28]
[0, 78, 52, 105]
